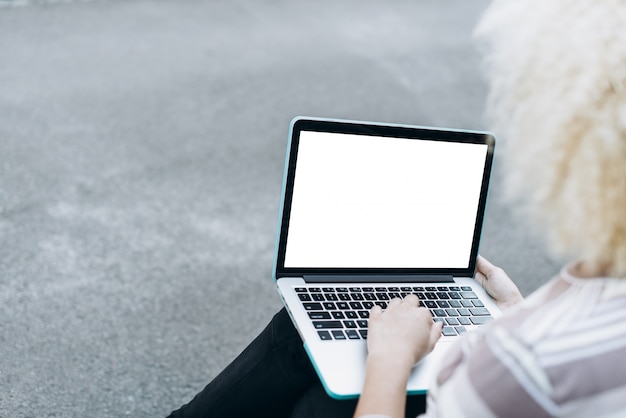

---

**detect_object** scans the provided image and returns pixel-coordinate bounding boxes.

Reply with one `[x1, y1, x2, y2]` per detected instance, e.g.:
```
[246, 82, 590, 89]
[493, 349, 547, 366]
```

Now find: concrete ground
[0, 1, 562, 417]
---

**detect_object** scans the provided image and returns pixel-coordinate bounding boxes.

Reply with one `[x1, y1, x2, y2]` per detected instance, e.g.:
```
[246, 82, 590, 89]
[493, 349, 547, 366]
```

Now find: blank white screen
[283, 131, 488, 269]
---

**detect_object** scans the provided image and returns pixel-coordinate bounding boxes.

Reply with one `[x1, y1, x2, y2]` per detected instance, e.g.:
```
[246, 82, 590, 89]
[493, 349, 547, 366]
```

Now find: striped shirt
[417, 263, 626, 418]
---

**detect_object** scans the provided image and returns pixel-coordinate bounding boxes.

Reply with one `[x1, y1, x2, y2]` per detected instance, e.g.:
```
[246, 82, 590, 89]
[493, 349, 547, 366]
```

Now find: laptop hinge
[302, 275, 454, 283]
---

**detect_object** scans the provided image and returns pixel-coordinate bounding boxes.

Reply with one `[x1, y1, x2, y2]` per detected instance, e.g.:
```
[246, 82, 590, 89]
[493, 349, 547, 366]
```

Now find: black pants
[167, 308, 426, 418]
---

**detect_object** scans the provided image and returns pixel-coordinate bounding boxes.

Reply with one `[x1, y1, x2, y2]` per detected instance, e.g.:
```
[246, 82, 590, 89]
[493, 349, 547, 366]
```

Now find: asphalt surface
[0, 1, 562, 417]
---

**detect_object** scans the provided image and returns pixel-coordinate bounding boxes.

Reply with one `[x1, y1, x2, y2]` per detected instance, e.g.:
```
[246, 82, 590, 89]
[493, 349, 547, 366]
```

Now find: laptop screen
[275, 118, 494, 277]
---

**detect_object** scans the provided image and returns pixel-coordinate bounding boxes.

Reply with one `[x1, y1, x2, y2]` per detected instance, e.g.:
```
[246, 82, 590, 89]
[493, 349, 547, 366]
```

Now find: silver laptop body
[273, 117, 502, 399]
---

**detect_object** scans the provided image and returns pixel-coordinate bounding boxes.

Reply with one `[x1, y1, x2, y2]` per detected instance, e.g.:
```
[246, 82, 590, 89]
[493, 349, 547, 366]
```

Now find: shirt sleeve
[418, 315, 555, 418]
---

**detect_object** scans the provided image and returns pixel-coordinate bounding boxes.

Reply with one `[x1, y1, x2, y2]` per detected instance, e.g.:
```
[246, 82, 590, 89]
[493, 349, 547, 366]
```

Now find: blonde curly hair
[474, 0, 626, 276]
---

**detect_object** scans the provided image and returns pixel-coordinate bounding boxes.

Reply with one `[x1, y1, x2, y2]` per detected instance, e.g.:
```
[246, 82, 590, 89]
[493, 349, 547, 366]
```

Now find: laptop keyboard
[294, 285, 492, 341]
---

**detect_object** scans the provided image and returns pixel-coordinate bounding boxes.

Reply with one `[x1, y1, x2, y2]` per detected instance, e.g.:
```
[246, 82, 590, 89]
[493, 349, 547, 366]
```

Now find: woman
[169, 0, 626, 416]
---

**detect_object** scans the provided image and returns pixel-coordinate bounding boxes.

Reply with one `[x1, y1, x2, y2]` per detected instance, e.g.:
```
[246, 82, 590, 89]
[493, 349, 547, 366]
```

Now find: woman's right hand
[475, 256, 524, 311]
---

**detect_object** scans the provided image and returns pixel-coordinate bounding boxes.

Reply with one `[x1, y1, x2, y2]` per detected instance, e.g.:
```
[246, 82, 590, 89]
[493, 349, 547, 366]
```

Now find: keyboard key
[332, 330, 347, 340]
[323, 302, 336, 310]
[313, 320, 343, 329]
[337, 302, 350, 310]
[325, 294, 338, 301]
[298, 294, 312, 301]
[446, 317, 460, 326]
[425, 292, 437, 299]
[363, 287, 374, 292]
[433, 318, 445, 324]
[322, 287, 335, 292]
[437, 301, 450, 308]
[433, 309, 447, 317]
[357, 320, 368, 328]
[458, 308, 471, 316]
[359, 329, 368, 339]
[425, 301, 437, 309]
[374, 301, 387, 309]
[346, 330, 360, 340]
[473, 300, 485, 308]
[436, 292, 450, 299]
[426, 286, 437, 291]
[351, 293, 364, 301]
[295, 288, 307, 293]
[401, 287, 412, 292]
[303, 303, 323, 311]
[388, 287, 400, 292]
[344, 320, 357, 328]
[339, 294, 351, 301]
[308, 311, 331, 320]
[450, 300, 462, 308]
[331, 311, 345, 319]
[349, 287, 362, 292]
[461, 300, 474, 308]
[389, 292, 401, 300]
[459, 317, 471, 325]
[375, 287, 387, 292]
[442, 327, 457, 336]
[455, 326, 467, 334]
[416, 292, 426, 300]
[349, 302, 363, 310]
[337, 287, 349, 292]
[461, 291, 478, 299]
[309, 287, 321, 292]
[311, 294, 325, 301]
[376, 293, 390, 301]
[364, 293, 377, 301]
[445, 308, 459, 316]
[413, 286, 425, 291]
[358, 311, 370, 318]
[449, 292, 462, 300]
[470, 308, 490, 316]
[363, 302, 374, 309]
[318, 331, 332, 340]
[471, 316, 493, 325]
[461, 286, 472, 291]
[450, 286, 460, 291]
[345, 311, 358, 319]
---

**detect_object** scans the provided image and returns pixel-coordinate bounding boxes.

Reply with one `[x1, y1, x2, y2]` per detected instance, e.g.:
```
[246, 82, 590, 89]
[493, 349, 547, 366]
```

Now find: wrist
[497, 293, 524, 311]
[365, 352, 413, 383]
[356, 353, 412, 417]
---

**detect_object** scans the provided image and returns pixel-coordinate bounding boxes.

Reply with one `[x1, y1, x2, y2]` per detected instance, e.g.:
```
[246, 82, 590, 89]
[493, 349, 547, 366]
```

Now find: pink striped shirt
[417, 263, 626, 418]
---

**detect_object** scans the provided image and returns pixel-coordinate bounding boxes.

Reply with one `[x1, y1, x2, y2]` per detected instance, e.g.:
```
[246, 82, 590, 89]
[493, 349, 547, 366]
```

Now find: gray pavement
[0, 1, 562, 417]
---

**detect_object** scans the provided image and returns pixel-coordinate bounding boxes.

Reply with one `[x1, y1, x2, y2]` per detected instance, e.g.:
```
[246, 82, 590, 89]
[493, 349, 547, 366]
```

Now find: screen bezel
[274, 117, 495, 279]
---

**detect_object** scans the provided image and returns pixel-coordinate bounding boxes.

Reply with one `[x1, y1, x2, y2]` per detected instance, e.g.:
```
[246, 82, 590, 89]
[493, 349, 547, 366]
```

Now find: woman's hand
[475, 255, 524, 311]
[367, 295, 442, 370]
[354, 295, 442, 418]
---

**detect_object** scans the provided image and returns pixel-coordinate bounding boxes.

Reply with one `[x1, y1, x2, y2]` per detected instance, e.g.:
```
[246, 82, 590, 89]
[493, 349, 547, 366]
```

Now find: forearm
[353, 354, 411, 418]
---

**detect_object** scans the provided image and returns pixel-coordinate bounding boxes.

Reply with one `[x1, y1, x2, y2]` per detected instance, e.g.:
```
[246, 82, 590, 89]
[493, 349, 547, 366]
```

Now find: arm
[354, 295, 442, 418]
[475, 255, 524, 311]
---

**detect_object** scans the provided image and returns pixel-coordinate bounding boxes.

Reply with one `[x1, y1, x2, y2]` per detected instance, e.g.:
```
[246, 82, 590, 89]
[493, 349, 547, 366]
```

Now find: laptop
[273, 117, 501, 399]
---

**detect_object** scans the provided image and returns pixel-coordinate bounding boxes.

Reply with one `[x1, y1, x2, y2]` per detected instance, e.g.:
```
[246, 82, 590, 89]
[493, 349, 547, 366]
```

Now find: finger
[387, 297, 402, 309]
[402, 293, 419, 306]
[475, 270, 487, 287]
[370, 305, 383, 318]
[477, 255, 497, 276]
[429, 321, 443, 347]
